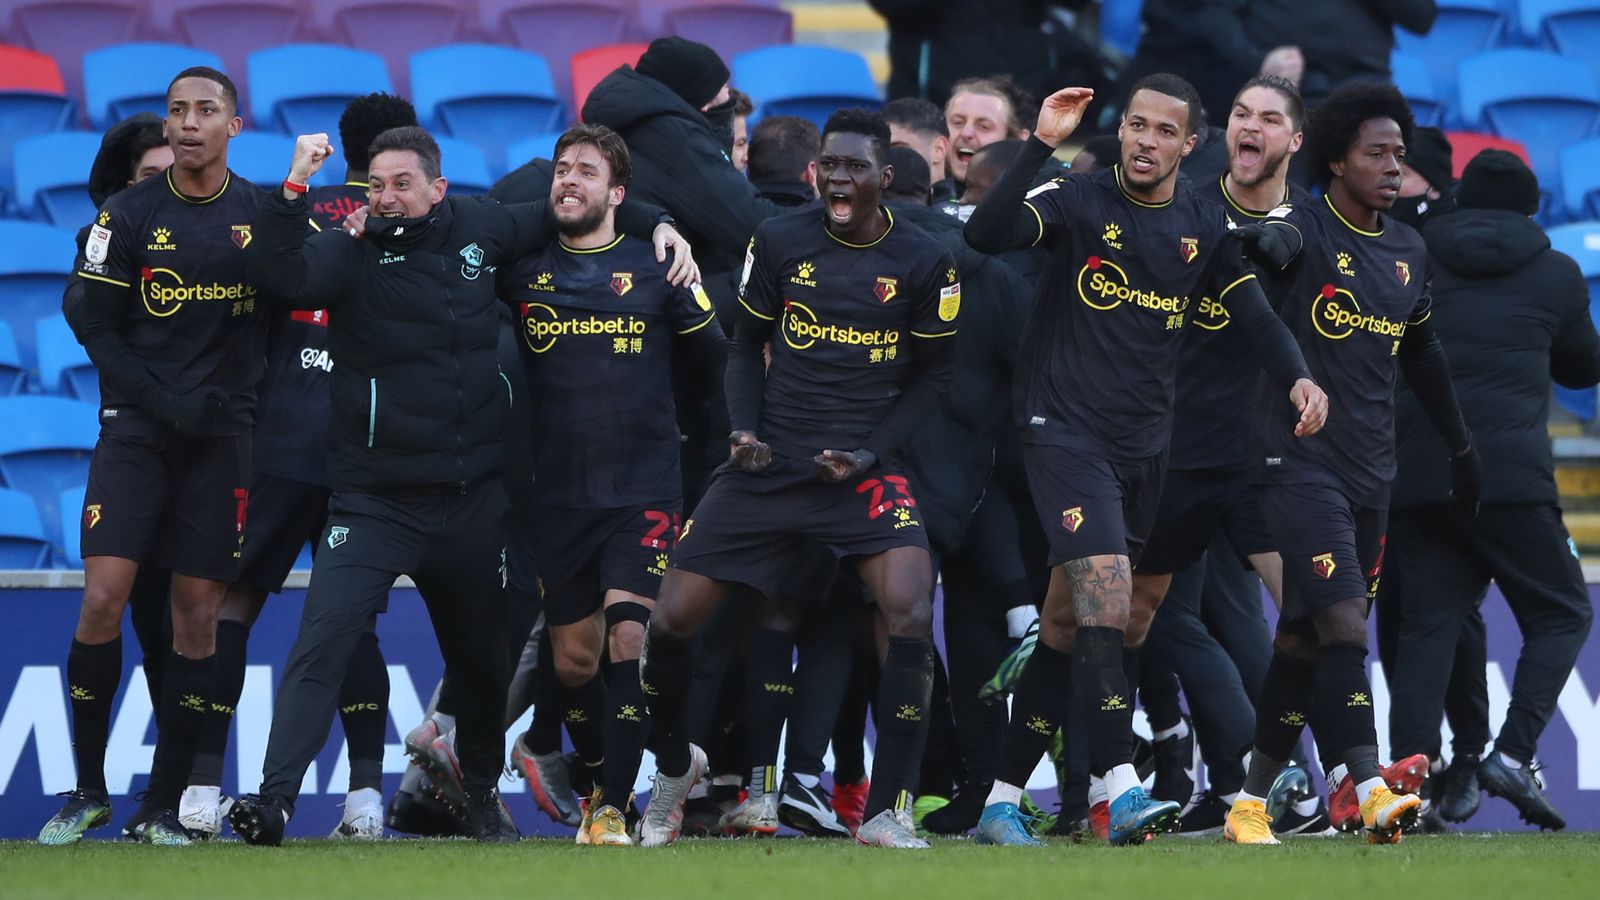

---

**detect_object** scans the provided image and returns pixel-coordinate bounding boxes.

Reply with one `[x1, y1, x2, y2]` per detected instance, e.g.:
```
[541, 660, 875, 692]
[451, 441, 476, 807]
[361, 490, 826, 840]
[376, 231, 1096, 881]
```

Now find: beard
[554, 201, 608, 239]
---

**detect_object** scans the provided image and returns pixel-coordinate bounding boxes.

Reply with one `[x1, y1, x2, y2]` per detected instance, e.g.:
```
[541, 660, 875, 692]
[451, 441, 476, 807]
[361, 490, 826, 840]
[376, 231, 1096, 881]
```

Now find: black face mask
[367, 202, 447, 251]
[702, 98, 736, 158]
[1388, 193, 1447, 230]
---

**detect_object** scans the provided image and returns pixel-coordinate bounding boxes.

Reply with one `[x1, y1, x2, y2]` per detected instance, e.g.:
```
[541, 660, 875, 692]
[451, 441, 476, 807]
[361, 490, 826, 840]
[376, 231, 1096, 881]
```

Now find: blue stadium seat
[731, 45, 882, 127]
[6, 0, 144, 125]
[35, 316, 95, 403]
[0, 221, 78, 382]
[12, 131, 101, 229]
[434, 136, 495, 195]
[1548, 221, 1600, 418]
[226, 132, 297, 189]
[1099, 0, 1145, 57]
[0, 322, 23, 396]
[478, 1, 632, 111]
[1391, 51, 1445, 127]
[663, 4, 795, 64]
[0, 45, 75, 215]
[83, 44, 225, 129]
[59, 484, 84, 566]
[1562, 139, 1600, 221]
[248, 45, 393, 135]
[1457, 49, 1600, 197]
[0, 396, 99, 564]
[1522, 0, 1600, 66]
[506, 131, 569, 171]
[1394, 0, 1509, 124]
[0, 487, 50, 568]
[411, 45, 565, 176]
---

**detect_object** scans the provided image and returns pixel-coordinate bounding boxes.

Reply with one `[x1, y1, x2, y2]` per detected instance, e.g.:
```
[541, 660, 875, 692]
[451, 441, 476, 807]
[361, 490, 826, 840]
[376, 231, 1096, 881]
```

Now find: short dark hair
[339, 93, 417, 172]
[947, 74, 1035, 136]
[368, 126, 442, 181]
[881, 97, 947, 140]
[166, 66, 238, 114]
[1232, 74, 1305, 131]
[1305, 82, 1416, 186]
[748, 115, 820, 184]
[969, 138, 1027, 183]
[553, 122, 632, 186]
[126, 122, 169, 178]
[1127, 73, 1204, 137]
[884, 145, 931, 203]
[729, 87, 754, 118]
[822, 107, 892, 166]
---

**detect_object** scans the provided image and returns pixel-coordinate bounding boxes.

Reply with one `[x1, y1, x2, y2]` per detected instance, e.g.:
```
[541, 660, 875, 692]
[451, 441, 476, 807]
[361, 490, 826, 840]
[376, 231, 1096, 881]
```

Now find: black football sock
[67, 637, 121, 796]
[1314, 642, 1382, 785]
[147, 652, 215, 811]
[524, 629, 563, 754]
[189, 620, 246, 787]
[1075, 626, 1133, 775]
[601, 658, 649, 810]
[339, 631, 390, 793]
[745, 629, 795, 777]
[639, 629, 694, 776]
[995, 643, 1072, 788]
[863, 637, 934, 820]
[560, 672, 607, 778]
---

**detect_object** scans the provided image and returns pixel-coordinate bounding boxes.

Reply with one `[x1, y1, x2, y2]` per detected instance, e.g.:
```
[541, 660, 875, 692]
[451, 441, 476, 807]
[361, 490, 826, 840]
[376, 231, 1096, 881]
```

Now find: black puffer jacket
[1393, 208, 1600, 508]
[583, 66, 782, 277]
[248, 189, 661, 492]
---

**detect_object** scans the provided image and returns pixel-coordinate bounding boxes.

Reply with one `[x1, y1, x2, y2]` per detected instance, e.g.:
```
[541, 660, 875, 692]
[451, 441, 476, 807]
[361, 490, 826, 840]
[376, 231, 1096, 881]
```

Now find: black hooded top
[1393, 208, 1600, 508]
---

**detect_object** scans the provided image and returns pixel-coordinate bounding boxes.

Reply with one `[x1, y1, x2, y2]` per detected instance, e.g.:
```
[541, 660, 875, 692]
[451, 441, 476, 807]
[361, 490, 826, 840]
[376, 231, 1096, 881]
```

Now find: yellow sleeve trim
[911, 328, 958, 339]
[677, 312, 717, 335]
[1217, 273, 1257, 299]
[1023, 200, 1046, 247]
[77, 271, 131, 288]
[737, 296, 776, 321]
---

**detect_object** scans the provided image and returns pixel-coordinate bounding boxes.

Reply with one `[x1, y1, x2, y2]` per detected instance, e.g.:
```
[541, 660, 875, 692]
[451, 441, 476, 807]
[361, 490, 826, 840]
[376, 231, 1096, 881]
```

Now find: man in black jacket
[1385, 150, 1598, 832]
[226, 126, 694, 845]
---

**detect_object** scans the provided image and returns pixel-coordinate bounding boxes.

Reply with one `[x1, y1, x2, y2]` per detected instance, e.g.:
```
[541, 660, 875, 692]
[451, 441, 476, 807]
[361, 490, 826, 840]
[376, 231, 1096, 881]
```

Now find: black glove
[153, 387, 227, 435]
[1450, 444, 1483, 518]
[1228, 221, 1297, 270]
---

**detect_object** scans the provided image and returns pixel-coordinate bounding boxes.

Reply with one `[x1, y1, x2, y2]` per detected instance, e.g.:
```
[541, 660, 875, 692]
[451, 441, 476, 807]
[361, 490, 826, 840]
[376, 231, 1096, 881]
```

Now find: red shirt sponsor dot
[1321, 283, 1336, 299]
[141, 267, 154, 281]
[1087, 256, 1102, 270]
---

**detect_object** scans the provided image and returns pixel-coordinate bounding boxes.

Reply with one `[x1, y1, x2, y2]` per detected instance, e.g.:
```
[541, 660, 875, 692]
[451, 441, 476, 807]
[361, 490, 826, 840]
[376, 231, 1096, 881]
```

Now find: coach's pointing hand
[1290, 378, 1328, 437]
[284, 133, 335, 200]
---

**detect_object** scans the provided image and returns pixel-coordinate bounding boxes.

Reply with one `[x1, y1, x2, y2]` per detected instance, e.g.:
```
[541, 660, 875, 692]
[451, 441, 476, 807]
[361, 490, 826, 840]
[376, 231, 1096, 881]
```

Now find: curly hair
[822, 107, 892, 166]
[1304, 83, 1415, 186]
[339, 93, 418, 172]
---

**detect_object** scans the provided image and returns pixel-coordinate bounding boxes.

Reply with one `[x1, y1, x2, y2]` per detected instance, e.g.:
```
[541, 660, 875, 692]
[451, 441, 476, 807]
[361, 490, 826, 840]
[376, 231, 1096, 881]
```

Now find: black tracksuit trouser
[1386, 503, 1593, 765]
[259, 479, 511, 815]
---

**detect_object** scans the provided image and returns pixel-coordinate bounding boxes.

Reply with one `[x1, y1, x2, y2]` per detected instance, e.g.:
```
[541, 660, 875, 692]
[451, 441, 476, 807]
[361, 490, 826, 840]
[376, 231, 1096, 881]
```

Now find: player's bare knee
[554, 644, 599, 686]
[604, 601, 650, 661]
[1038, 598, 1078, 650]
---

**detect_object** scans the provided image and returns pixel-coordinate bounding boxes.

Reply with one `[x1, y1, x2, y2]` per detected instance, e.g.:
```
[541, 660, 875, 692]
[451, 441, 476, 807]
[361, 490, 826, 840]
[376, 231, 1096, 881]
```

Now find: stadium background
[0, 0, 1597, 837]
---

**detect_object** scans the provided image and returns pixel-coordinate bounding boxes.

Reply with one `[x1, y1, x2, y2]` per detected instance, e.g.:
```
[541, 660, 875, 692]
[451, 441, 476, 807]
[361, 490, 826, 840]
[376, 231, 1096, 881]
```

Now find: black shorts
[1255, 481, 1387, 624]
[671, 457, 930, 598]
[1022, 442, 1166, 567]
[235, 473, 330, 594]
[81, 432, 250, 582]
[535, 503, 681, 626]
[1137, 466, 1275, 576]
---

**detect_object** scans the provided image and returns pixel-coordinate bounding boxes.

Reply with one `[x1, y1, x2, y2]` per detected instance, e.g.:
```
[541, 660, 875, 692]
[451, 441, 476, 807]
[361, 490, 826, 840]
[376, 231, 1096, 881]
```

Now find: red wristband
[282, 179, 309, 194]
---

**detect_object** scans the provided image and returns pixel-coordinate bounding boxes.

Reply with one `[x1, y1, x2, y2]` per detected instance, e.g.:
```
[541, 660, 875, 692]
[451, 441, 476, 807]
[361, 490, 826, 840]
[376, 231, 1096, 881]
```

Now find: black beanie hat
[88, 112, 163, 207]
[635, 36, 730, 110]
[1457, 149, 1540, 216]
[1407, 126, 1453, 193]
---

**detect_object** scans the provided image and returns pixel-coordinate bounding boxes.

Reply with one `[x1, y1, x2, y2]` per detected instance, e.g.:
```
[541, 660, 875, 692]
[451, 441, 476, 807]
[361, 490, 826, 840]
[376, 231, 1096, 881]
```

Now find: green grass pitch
[4, 833, 1598, 899]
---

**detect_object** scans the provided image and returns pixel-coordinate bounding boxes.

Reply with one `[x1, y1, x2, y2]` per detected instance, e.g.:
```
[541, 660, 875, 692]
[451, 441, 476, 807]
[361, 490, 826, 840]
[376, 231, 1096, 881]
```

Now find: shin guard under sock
[863, 637, 933, 820]
[1074, 626, 1133, 776]
[639, 629, 694, 775]
[996, 643, 1073, 787]
[67, 637, 121, 796]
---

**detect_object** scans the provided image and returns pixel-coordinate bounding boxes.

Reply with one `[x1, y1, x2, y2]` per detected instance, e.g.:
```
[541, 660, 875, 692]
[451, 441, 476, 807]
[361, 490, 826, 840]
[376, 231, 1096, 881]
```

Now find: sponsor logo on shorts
[1312, 552, 1337, 579]
[327, 526, 349, 549]
[647, 552, 669, 577]
[1062, 506, 1085, 533]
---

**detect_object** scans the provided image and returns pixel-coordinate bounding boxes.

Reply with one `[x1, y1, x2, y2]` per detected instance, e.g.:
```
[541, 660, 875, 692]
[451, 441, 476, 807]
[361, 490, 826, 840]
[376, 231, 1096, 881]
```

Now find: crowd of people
[34, 29, 1594, 850]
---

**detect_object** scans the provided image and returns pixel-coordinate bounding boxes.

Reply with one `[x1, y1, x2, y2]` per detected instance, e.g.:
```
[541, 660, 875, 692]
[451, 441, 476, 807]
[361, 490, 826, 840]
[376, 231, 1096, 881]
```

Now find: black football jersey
[1251, 194, 1432, 506]
[738, 205, 959, 460]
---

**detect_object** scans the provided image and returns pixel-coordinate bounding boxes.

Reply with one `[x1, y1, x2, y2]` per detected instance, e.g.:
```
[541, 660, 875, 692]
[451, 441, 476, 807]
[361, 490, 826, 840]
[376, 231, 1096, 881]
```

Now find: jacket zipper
[367, 378, 377, 448]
